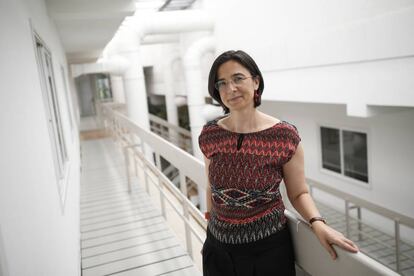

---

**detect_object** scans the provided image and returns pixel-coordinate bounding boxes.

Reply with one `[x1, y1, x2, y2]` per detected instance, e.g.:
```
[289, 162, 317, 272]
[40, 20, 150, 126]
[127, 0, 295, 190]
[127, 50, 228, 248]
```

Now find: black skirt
[202, 225, 296, 276]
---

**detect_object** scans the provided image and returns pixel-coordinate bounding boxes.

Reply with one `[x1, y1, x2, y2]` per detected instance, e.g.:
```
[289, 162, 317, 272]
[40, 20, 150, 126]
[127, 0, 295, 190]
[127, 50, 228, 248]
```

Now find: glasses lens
[215, 81, 225, 91]
[232, 76, 245, 85]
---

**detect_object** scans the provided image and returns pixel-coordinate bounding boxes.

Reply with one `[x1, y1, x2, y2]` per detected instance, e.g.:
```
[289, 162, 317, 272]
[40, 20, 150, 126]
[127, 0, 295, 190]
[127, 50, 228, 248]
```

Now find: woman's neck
[225, 109, 263, 133]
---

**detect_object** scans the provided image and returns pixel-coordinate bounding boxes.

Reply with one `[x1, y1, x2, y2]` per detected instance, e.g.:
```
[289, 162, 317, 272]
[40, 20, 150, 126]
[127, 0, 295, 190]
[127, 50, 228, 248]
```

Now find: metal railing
[149, 114, 193, 153]
[98, 102, 399, 275]
[307, 179, 414, 274]
[96, 101, 192, 152]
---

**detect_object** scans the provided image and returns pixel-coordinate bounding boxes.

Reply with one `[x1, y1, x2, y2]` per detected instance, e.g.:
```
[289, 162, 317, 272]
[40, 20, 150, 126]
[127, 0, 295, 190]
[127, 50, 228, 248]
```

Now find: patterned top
[198, 116, 301, 244]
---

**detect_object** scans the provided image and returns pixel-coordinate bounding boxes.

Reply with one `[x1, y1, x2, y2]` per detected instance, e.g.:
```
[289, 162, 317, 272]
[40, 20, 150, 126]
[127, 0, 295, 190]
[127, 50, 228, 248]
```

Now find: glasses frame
[215, 75, 256, 92]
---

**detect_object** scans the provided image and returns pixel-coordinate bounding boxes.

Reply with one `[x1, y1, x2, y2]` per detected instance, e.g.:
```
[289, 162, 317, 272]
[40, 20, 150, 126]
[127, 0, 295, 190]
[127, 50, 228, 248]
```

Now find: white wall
[260, 101, 414, 241]
[202, 0, 414, 114]
[0, 0, 81, 275]
[75, 74, 96, 117]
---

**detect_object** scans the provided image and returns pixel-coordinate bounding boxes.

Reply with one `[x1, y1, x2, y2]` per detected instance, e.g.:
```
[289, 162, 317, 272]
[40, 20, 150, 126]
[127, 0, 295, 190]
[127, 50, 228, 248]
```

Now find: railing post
[155, 153, 166, 218]
[357, 206, 362, 241]
[160, 124, 166, 139]
[115, 120, 121, 145]
[180, 172, 193, 258]
[141, 146, 150, 194]
[133, 155, 138, 177]
[345, 200, 350, 238]
[349, 204, 363, 241]
[179, 172, 188, 197]
[395, 219, 401, 273]
[123, 146, 131, 193]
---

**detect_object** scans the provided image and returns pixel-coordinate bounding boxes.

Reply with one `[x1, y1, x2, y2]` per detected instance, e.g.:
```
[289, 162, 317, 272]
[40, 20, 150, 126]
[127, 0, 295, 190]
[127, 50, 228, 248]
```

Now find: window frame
[60, 65, 75, 140]
[32, 29, 71, 209]
[317, 122, 372, 189]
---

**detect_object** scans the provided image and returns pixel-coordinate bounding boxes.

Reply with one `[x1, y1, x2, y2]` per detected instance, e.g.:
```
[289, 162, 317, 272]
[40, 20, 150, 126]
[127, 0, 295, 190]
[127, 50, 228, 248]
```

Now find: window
[321, 127, 341, 173]
[34, 34, 69, 194]
[95, 74, 112, 100]
[60, 66, 74, 135]
[320, 126, 368, 183]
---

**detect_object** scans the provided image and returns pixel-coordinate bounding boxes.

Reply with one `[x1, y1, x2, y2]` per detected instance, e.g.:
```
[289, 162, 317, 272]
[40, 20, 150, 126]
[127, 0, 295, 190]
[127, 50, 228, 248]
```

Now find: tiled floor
[80, 137, 201, 276]
[80, 116, 100, 131]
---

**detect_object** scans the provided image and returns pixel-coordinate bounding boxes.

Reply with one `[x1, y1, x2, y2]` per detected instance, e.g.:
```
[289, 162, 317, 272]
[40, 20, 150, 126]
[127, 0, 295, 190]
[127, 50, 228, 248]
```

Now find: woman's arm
[283, 143, 359, 260]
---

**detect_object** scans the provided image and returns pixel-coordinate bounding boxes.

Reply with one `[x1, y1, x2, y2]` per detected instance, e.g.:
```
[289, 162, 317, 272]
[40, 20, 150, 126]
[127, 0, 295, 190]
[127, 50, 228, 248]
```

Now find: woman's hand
[311, 221, 359, 260]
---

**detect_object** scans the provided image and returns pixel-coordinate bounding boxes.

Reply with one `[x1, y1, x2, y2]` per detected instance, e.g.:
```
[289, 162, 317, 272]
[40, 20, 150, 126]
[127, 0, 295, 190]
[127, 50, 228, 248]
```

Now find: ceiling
[46, 0, 197, 64]
[46, 0, 136, 64]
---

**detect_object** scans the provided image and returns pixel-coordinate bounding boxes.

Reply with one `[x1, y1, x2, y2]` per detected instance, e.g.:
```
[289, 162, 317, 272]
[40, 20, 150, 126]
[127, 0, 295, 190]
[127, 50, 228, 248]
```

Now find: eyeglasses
[215, 75, 255, 92]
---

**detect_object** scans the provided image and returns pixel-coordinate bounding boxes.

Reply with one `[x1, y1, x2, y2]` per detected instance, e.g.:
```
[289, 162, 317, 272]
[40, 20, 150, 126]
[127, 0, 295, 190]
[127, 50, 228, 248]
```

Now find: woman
[198, 50, 359, 276]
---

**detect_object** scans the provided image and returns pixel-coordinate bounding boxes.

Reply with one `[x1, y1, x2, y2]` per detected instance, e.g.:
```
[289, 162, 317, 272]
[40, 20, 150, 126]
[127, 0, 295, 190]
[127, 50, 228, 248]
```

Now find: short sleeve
[283, 122, 301, 164]
[198, 123, 213, 159]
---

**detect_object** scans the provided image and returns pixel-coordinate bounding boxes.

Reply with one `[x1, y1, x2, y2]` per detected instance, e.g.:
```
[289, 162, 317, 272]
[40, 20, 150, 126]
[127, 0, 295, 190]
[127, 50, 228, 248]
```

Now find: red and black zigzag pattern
[199, 118, 300, 160]
[198, 117, 301, 244]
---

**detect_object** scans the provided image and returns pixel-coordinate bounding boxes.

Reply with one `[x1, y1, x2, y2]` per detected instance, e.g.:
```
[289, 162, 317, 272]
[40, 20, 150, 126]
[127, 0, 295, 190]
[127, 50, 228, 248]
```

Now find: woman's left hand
[311, 221, 359, 260]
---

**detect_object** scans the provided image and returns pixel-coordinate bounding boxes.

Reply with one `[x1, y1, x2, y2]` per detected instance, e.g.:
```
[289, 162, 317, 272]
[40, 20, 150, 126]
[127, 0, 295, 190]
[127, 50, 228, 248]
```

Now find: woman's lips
[229, 96, 242, 101]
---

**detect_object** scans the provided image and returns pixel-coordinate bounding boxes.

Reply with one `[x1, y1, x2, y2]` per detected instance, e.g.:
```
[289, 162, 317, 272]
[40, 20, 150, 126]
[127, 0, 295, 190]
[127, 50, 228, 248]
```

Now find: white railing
[98, 102, 399, 275]
[149, 114, 193, 153]
[307, 179, 414, 273]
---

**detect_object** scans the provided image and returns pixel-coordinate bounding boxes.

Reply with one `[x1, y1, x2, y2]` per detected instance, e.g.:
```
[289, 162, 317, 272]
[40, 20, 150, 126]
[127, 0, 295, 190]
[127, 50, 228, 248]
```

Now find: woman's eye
[233, 76, 244, 83]
[217, 81, 226, 88]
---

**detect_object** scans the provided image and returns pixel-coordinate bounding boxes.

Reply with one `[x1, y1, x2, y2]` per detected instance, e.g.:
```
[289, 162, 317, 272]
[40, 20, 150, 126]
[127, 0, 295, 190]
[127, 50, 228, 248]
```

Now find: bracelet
[204, 212, 211, 221]
[309, 216, 327, 226]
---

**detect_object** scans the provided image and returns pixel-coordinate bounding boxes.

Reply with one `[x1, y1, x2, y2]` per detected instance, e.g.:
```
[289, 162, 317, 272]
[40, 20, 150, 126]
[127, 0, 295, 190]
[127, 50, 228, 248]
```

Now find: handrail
[99, 102, 401, 275]
[306, 179, 414, 273]
[307, 179, 414, 228]
[285, 210, 399, 276]
[103, 105, 207, 188]
[148, 114, 192, 137]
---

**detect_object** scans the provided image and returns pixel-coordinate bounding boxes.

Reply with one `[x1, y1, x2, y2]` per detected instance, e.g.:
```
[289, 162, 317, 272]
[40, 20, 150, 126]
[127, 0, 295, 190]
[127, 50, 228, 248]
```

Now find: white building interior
[1, 0, 414, 275]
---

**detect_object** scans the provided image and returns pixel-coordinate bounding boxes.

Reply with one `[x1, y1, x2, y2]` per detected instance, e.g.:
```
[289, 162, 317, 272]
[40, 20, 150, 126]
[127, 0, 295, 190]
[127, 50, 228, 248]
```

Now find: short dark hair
[208, 50, 264, 114]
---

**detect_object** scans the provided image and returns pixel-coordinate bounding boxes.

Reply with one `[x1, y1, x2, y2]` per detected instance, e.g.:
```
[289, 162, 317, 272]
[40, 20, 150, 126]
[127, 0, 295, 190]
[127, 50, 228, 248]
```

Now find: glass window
[320, 126, 369, 184]
[96, 74, 112, 99]
[60, 66, 74, 134]
[343, 130, 368, 182]
[321, 127, 341, 173]
[35, 35, 68, 183]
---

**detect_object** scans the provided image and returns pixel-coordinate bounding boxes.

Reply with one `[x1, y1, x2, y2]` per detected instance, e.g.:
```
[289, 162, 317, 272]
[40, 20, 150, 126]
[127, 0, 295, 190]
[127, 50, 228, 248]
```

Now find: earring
[254, 90, 260, 105]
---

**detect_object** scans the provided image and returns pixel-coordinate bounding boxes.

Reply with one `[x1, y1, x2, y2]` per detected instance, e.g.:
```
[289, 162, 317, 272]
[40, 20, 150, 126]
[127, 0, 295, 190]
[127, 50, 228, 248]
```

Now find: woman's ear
[254, 76, 260, 90]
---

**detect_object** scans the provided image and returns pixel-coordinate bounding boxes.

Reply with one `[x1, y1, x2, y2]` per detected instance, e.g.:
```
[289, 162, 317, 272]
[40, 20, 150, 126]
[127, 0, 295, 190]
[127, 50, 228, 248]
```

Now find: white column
[163, 55, 180, 125]
[183, 37, 215, 160]
[122, 51, 149, 129]
[117, 30, 153, 163]
[183, 36, 215, 212]
[110, 75, 125, 103]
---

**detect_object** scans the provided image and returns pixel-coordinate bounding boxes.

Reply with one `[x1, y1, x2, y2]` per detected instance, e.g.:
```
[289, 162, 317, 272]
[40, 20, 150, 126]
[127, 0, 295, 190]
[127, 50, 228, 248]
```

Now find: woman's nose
[228, 80, 237, 90]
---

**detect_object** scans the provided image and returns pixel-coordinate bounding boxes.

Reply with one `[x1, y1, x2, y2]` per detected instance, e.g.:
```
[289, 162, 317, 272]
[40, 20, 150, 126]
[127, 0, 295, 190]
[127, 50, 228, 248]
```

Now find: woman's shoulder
[275, 120, 301, 146]
[202, 115, 227, 130]
[260, 113, 296, 130]
[259, 114, 300, 140]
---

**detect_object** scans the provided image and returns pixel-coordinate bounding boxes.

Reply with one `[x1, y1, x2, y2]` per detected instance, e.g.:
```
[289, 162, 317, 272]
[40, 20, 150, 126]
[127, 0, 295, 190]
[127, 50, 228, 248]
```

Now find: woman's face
[216, 60, 259, 112]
